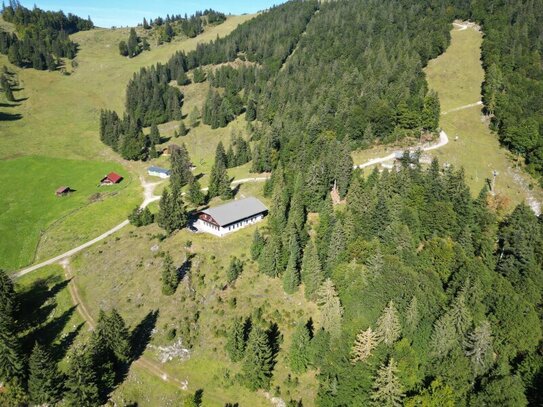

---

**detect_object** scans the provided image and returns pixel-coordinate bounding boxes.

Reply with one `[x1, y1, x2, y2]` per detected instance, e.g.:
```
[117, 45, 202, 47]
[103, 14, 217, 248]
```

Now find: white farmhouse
[148, 166, 171, 179]
[195, 197, 268, 237]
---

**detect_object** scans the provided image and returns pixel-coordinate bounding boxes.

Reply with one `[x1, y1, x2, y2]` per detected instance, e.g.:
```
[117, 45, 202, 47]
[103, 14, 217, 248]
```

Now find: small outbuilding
[55, 186, 72, 196]
[148, 166, 171, 179]
[101, 172, 123, 185]
[195, 197, 268, 237]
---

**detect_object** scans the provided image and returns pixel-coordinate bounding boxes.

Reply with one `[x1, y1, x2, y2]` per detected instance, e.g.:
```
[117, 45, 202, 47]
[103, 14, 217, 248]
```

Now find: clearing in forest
[425, 21, 543, 211]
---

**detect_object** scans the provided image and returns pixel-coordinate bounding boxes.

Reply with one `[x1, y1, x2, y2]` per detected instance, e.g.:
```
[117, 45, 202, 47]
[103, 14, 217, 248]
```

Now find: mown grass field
[425, 23, 543, 208]
[0, 14, 255, 270]
[71, 182, 319, 406]
[0, 156, 138, 270]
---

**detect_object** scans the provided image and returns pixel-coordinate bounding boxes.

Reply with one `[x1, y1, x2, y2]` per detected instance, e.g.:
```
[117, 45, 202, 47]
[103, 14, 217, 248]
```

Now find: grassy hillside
[71, 182, 319, 406]
[425, 23, 543, 210]
[0, 14, 255, 270]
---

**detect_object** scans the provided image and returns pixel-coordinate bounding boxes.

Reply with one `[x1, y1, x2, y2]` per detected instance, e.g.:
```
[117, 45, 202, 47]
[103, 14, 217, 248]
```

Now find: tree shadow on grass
[52, 321, 85, 362]
[23, 305, 77, 354]
[130, 310, 159, 361]
[267, 322, 282, 371]
[0, 111, 22, 121]
[17, 277, 69, 331]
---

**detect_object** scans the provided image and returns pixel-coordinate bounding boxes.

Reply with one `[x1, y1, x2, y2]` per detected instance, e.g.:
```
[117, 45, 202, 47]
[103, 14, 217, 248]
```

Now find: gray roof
[202, 197, 268, 226]
[148, 166, 171, 174]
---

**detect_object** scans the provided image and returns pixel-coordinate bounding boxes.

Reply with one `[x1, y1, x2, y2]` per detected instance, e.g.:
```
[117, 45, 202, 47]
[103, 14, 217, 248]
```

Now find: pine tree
[226, 317, 248, 362]
[0, 269, 23, 383]
[289, 322, 310, 373]
[246, 98, 257, 121]
[170, 143, 193, 191]
[431, 313, 456, 358]
[371, 358, 405, 407]
[251, 228, 265, 260]
[127, 28, 140, 57]
[405, 296, 419, 332]
[316, 279, 343, 339]
[421, 90, 440, 132]
[375, 300, 401, 346]
[242, 326, 274, 390]
[464, 320, 493, 375]
[189, 106, 200, 127]
[157, 188, 187, 233]
[283, 231, 301, 294]
[162, 253, 178, 295]
[187, 177, 205, 206]
[449, 291, 472, 337]
[326, 219, 346, 272]
[208, 143, 231, 199]
[28, 342, 63, 405]
[226, 257, 243, 284]
[106, 308, 131, 362]
[301, 241, 323, 301]
[149, 123, 161, 145]
[178, 120, 188, 136]
[65, 345, 100, 407]
[351, 327, 380, 363]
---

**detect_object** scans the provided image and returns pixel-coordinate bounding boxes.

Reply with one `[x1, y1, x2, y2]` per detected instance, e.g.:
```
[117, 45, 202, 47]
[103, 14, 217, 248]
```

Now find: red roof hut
[101, 172, 123, 185]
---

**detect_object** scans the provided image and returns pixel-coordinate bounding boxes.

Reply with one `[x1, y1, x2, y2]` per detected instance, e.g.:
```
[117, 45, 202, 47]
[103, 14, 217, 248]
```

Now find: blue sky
[18, 1, 285, 28]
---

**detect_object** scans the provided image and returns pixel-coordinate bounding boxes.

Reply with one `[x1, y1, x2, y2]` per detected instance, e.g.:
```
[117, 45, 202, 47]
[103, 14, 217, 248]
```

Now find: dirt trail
[60, 258, 190, 391]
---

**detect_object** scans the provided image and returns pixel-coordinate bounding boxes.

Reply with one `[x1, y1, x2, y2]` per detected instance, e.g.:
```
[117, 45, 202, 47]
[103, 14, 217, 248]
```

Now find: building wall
[195, 214, 264, 237]
[148, 170, 170, 179]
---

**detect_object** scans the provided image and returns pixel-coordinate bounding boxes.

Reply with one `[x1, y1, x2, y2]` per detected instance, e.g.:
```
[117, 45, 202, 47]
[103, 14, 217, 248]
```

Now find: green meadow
[0, 14, 255, 271]
[0, 156, 137, 270]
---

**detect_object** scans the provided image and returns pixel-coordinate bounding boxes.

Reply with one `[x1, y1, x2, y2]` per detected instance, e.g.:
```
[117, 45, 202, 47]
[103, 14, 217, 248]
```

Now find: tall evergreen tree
[170, 143, 193, 191]
[162, 253, 178, 295]
[301, 241, 323, 301]
[242, 326, 274, 390]
[187, 177, 205, 206]
[226, 317, 248, 362]
[316, 279, 343, 339]
[0, 270, 23, 383]
[226, 257, 243, 284]
[371, 358, 405, 407]
[351, 327, 380, 363]
[65, 345, 100, 407]
[28, 342, 63, 405]
[464, 320, 493, 375]
[375, 300, 401, 346]
[289, 322, 310, 373]
[157, 188, 187, 233]
[283, 231, 301, 294]
[208, 143, 231, 199]
[251, 228, 265, 260]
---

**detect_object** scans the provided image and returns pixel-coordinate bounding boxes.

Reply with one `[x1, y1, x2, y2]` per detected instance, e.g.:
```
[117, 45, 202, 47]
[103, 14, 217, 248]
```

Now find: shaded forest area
[0, 1, 93, 70]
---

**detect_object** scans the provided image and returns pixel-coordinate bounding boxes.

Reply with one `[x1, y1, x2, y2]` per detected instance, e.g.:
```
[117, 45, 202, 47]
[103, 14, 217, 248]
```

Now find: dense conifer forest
[0, 0, 93, 70]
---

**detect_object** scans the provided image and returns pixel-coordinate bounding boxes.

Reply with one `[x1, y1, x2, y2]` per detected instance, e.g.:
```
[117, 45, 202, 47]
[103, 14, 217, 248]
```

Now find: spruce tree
[226, 317, 248, 362]
[371, 358, 405, 407]
[149, 123, 161, 145]
[127, 28, 139, 57]
[301, 241, 323, 301]
[170, 144, 193, 191]
[351, 327, 380, 363]
[326, 219, 346, 272]
[162, 253, 178, 295]
[65, 345, 100, 407]
[28, 342, 63, 405]
[316, 279, 343, 339]
[178, 120, 188, 136]
[251, 229, 265, 260]
[242, 326, 274, 390]
[226, 257, 243, 284]
[405, 296, 420, 332]
[289, 323, 310, 373]
[208, 143, 231, 199]
[157, 188, 187, 233]
[464, 320, 493, 375]
[283, 231, 301, 294]
[375, 300, 401, 346]
[0, 270, 23, 383]
[187, 177, 205, 206]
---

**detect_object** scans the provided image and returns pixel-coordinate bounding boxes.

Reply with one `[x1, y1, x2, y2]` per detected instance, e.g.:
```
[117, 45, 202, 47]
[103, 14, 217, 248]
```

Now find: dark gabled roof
[148, 166, 171, 175]
[201, 197, 268, 227]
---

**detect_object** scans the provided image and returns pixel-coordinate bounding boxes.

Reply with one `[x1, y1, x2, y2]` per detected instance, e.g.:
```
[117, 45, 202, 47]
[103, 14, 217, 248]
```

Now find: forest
[0, 0, 93, 70]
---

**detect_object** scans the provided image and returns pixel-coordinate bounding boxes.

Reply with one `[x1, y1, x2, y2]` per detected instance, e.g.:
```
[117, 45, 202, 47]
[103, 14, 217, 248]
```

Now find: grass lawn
[14, 264, 86, 369]
[425, 23, 543, 208]
[0, 156, 139, 270]
[0, 14, 255, 271]
[70, 182, 319, 406]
